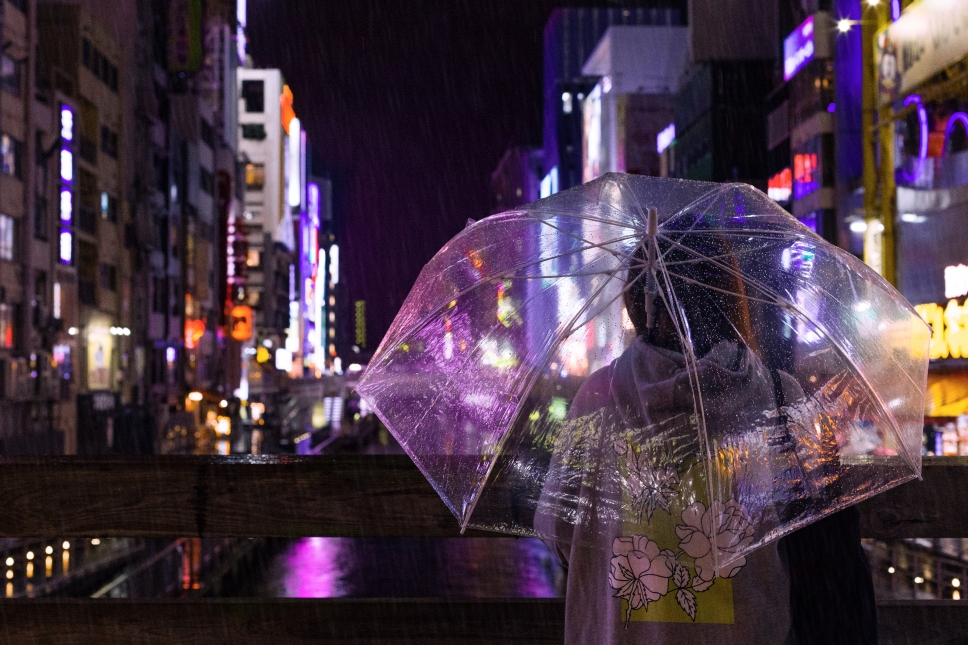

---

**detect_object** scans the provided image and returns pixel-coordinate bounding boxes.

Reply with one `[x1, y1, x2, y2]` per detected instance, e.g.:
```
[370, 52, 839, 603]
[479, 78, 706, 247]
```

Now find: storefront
[881, 0, 968, 447]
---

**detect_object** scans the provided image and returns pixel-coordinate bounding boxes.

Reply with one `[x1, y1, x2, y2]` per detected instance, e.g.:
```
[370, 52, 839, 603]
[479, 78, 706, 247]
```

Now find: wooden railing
[0, 454, 964, 644]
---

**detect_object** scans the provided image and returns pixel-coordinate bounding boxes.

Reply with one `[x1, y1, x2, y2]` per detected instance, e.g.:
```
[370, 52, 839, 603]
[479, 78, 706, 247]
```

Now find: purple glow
[944, 112, 968, 150]
[784, 15, 815, 81]
[891, 0, 901, 21]
[899, 95, 928, 184]
[826, 103, 836, 113]
[280, 537, 346, 597]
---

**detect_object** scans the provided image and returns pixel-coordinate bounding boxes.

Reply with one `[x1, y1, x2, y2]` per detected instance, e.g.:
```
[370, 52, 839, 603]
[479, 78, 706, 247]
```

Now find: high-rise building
[542, 7, 683, 195]
[236, 67, 303, 395]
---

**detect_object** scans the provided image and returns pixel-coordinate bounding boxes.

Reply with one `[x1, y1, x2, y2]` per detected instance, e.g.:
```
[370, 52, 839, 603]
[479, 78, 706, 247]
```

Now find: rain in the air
[0, 1, 962, 644]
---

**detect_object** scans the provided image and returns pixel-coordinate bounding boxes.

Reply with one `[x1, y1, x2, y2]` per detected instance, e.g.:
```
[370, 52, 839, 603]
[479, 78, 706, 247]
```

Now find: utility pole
[861, 0, 895, 285]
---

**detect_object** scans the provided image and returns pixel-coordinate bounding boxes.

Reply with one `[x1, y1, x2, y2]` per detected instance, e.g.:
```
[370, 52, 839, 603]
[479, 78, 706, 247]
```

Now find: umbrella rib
[656, 234, 798, 308]
[369, 232, 638, 368]
[528, 206, 647, 231]
[461, 254, 631, 532]
[650, 250, 721, 525]
[661, 270, 790, 307]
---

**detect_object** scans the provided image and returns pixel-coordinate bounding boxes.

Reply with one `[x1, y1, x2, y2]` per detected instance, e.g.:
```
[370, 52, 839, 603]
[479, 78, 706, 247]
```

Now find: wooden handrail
[0, 455, 962, 539]
[0, 598, 956, 644]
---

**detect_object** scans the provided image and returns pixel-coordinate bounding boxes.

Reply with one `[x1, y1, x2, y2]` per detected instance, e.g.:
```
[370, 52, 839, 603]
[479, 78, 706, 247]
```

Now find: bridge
[0, 454, 963, 644]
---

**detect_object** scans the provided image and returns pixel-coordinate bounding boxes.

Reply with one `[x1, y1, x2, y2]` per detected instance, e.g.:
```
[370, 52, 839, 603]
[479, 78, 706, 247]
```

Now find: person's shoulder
[569, 364, 614, 419]
[777, 369, 806, 404]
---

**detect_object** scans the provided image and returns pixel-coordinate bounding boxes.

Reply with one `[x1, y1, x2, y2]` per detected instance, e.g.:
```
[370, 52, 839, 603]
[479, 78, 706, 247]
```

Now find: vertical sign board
[59, 104, 74, 264]
[876, 1, 968, 104]
[168, 0, 203, 72]
[783, 15, 815, 81]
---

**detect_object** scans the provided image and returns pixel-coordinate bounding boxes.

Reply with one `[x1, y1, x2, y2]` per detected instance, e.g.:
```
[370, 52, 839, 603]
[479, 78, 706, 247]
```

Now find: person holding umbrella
[535, 211, 877, 643]
[358, 174, 928, 644]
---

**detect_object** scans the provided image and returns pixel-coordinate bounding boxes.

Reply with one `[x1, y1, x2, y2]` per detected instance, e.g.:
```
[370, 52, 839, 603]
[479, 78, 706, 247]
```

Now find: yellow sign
[86, 327, 113, 390]
[915, 300, 968, 359]
[256, 346, 271, 363]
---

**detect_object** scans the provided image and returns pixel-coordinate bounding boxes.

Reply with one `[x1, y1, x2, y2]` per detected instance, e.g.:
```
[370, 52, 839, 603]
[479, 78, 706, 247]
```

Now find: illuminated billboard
[793, 152, 818, 200]
[783, 16, 815, 81]
[767, 168, 792, 203]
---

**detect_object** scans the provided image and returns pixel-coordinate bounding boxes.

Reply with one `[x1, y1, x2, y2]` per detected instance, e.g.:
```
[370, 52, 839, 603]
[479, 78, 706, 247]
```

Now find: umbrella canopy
[357, 173, 929, 574]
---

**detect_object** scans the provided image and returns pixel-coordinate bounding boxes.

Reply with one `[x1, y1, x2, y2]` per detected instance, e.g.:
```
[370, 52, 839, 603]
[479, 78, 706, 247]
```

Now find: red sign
[767, 168, 792, 203]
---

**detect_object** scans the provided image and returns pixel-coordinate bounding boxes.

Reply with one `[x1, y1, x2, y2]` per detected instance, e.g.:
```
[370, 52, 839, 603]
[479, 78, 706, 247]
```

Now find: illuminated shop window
[245, 163, 265, 190]
[0, 214, 14, 260]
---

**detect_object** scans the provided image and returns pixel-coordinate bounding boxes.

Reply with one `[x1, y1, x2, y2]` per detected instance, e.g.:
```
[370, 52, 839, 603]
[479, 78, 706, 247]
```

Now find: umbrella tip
[647, 207, 658, 237]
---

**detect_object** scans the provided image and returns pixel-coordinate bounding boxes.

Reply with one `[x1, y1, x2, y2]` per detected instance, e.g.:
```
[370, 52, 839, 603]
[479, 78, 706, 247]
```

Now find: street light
[837, 18, 853, 32]
[188, 391, 203, 402]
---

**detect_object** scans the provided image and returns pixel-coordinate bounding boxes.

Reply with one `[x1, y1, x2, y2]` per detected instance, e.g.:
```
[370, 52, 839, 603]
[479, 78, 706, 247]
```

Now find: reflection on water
[256, 538, 565, 598]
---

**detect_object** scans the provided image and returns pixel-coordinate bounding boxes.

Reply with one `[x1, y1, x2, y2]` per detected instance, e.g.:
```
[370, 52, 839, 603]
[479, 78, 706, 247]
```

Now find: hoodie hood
[609, 337, 776, 430]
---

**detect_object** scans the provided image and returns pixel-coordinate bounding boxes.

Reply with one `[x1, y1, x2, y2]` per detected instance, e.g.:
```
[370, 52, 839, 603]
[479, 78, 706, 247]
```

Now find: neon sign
[946, 264, 968, 300]
[899, 95, 928, 184]
[767, 168, 792, 203]
[793, 153, 818, 200]
[917, 300, 968, 360]
[656, 123, 675, 154]
[783, 16, 815, 81]
[59, 104, 75, 264]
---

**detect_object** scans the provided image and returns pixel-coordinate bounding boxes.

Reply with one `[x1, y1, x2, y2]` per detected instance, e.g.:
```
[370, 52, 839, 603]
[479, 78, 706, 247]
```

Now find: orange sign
[280, 85, 296, 134]
[184, 319, 206, 349]
[230, 305, 253, 341]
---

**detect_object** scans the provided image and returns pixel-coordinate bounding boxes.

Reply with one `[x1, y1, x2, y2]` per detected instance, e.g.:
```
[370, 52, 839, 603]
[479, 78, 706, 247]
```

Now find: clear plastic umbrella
[356, 173, 929, 580]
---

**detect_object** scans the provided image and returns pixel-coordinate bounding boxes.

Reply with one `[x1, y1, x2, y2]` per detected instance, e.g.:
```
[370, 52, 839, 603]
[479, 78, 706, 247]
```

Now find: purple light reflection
[891, 0, 900, 21]
[280, 537, 348, 597]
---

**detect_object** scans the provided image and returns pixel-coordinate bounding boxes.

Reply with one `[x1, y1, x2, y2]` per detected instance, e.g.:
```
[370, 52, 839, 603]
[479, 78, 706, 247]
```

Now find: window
[241, 80, 264, 113]
[0, 214, 14, 260]
[34, 194, 47, 240]
[200, 168, 214, 195]
[0, 304, 14, 349]
[100, 192, 118, 222]
[82, 39, 118, 93]
[245, 163, 265, 190]
[201, 120, 215, 148]
[241, 123, 267, 140]
[152, 277, 166, 313]
[0, 54, 21, 96]
[1, 134, 22, 178]
[100, 263, 117, 291]
[100, 126, 118, 158]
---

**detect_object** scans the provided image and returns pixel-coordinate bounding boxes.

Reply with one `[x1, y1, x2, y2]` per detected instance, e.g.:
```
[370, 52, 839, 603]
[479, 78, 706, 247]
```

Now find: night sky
[247, 1, 661, 350]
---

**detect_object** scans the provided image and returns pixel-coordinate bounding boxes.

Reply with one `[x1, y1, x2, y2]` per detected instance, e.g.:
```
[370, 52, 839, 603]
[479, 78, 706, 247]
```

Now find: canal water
[251, 537, 565, 598]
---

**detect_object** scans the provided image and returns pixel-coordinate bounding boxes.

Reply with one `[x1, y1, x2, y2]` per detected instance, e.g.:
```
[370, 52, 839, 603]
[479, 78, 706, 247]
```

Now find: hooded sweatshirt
[536, 337, 797, 645]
